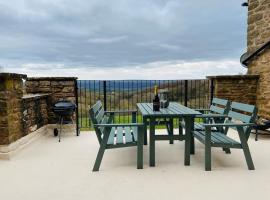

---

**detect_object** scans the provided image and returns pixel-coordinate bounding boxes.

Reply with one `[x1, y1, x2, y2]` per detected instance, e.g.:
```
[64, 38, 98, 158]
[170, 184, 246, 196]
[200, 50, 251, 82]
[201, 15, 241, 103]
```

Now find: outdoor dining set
[89, 97, 257, 172]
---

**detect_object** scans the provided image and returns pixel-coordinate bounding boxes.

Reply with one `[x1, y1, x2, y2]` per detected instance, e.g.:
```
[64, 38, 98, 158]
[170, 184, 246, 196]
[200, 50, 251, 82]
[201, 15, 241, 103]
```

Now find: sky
[0, 0, 248, 79]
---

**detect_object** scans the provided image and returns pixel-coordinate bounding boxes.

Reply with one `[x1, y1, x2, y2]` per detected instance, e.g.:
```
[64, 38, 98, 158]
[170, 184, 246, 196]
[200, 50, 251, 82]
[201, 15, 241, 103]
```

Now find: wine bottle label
[153, 101, 160, 111]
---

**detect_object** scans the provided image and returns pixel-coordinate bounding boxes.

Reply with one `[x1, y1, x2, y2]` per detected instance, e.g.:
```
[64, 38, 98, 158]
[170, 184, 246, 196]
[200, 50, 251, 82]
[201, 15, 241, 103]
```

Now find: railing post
[103, 80, 107, 111]
[74, 79, 80, 136]
[210, 79, 214, 104]
[184, 80, 188, 107]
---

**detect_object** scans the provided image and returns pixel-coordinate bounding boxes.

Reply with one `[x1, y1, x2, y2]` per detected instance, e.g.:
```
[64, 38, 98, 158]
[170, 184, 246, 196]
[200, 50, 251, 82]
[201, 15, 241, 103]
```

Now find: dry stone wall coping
[26, 77, 77, 81]
[0, 73, 27, 79]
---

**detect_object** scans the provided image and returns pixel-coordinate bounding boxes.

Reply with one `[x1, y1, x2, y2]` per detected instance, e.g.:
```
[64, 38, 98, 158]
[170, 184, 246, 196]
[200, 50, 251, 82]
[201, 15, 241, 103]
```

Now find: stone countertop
[22, 93, 50, 100]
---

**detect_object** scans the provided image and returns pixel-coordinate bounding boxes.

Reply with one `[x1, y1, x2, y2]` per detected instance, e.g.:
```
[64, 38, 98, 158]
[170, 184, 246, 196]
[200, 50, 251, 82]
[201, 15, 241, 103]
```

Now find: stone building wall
[25, 77, 77, 123]
[247, 0, 270, 119]
[247, 0, 270, 53]
[208, 75, 259, 105]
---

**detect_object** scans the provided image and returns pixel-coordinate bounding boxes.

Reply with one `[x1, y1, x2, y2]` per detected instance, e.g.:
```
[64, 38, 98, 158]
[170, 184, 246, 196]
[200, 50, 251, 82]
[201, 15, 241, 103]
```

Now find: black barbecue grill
[52, 100, 79, 142]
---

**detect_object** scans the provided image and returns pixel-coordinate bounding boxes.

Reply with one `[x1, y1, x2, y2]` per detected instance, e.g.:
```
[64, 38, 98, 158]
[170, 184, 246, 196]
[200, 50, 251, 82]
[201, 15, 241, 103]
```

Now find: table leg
[143, 116, 148, 145]
[179, 118, 183, 138]
[190, 118, 195, 155]
[169, 118, 174, 144]
[149, 117, 155, 167]
[184, 117, 193, 165]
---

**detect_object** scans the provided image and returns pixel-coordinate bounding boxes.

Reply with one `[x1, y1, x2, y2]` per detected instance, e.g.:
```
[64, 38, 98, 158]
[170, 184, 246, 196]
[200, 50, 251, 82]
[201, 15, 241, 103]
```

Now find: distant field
[77, 79, 210, 130]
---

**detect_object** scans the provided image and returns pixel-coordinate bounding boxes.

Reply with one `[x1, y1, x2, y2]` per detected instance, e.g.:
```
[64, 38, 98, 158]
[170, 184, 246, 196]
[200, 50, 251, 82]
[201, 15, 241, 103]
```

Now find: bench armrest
[105, 110, 137, 114]
[203, 123, 255, 128]
[94, 123, 144, 127]
[198, 114, 227, 119]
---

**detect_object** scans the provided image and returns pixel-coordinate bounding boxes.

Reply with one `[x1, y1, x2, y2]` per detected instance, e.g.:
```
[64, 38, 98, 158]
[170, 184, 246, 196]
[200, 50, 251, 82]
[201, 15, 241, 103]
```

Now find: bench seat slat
[194, 131, 240, 146]
[107, 127, 116, 145]
[214, 132, 239, 144]
[131, 127, 138, 141]
[211, 132, 234, 144]
[116, 127, 124, 144]
[124, 127, 134, 143]
[90, 101, 144, 171]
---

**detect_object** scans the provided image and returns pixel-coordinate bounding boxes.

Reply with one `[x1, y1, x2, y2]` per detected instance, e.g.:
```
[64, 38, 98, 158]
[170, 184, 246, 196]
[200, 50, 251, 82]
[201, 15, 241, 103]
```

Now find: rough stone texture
[207, 75, 259, 105]
[247, 0, 270, 119]
[247, 0, 270, 53]
[22, 94, 49, 136]
[1, 74, 77, 145]
[0, 73, 26, 145]
[25, 77, 77, 123]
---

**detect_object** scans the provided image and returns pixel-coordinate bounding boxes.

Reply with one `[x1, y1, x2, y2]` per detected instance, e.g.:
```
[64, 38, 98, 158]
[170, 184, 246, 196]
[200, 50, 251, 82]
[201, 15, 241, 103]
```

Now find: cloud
[136, 41, 180, 51]
[87, 36, 127, 44]
[2, 59, 247, 80]
[0, 0, 247, 76]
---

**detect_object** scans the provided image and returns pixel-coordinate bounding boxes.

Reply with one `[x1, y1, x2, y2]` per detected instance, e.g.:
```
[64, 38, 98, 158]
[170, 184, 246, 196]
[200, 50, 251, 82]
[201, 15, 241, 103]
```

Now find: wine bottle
[153, 85, 160, 111]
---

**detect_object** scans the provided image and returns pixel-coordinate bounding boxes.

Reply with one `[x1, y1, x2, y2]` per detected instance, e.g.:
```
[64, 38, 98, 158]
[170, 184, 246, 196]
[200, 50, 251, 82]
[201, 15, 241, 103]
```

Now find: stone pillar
[0, 73, 27, 145]
[207, 75, 259, 105]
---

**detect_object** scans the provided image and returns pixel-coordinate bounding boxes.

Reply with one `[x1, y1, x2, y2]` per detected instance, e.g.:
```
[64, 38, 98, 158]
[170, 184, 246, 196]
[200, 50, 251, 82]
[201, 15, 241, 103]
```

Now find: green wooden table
[137, 102, 201, 167]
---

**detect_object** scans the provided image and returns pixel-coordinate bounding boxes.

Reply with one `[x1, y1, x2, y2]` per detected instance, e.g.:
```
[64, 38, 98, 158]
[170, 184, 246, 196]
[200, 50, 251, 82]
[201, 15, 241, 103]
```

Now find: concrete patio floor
[1, 129, 270, 200]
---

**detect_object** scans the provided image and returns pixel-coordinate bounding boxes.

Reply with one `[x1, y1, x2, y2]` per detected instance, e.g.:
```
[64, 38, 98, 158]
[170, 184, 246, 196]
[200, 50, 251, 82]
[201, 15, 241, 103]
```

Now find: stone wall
[0, 73, 26, 145]
[0, 74, 77, 147]
[247, 0, 270, 119]
[25, 77, 77, 123]
[247, 0, 270, 53]
[22, 94, 49, 136]
[208, 75, 259, 105]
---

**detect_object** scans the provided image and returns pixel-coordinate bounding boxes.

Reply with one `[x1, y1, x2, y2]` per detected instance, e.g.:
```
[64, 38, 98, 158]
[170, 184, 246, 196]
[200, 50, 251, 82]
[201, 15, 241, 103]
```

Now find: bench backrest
[209, 98, 230, 115]
[227, 101, 257, 137]
[89, 101, 111, 144]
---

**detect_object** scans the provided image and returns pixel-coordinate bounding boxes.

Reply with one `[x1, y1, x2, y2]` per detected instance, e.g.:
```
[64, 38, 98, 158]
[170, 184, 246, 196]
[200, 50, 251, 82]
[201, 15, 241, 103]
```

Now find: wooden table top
[137, 102, 201, 117]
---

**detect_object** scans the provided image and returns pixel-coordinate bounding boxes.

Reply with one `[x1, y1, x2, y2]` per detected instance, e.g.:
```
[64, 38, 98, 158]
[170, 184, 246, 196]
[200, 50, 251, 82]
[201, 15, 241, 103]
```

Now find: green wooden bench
[194, 98, 230, 131]
[181, 98, 230, 153]
[180, 98, 230, 133]
[89, 101, 144, 171]
[193, 101, 257, 171]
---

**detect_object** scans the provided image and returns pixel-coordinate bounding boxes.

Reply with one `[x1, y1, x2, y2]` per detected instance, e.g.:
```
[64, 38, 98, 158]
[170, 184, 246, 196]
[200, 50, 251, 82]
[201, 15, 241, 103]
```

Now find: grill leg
[59, 116, 63, 142]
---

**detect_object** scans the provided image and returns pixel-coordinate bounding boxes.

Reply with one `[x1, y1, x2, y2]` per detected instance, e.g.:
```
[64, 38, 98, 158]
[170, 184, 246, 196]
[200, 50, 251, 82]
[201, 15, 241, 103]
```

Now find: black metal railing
[77, 79, 212, 129]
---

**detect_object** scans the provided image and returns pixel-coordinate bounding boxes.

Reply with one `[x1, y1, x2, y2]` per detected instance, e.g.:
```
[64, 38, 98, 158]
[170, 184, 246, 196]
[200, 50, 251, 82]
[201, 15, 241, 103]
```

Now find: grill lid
[53, 101, 76, 112]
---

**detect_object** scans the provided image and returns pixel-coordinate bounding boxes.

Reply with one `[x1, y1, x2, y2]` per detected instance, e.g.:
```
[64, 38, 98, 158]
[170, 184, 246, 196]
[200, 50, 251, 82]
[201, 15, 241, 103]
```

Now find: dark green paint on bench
[89, 101, 144, 171]
[193, 101, 257, 171]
